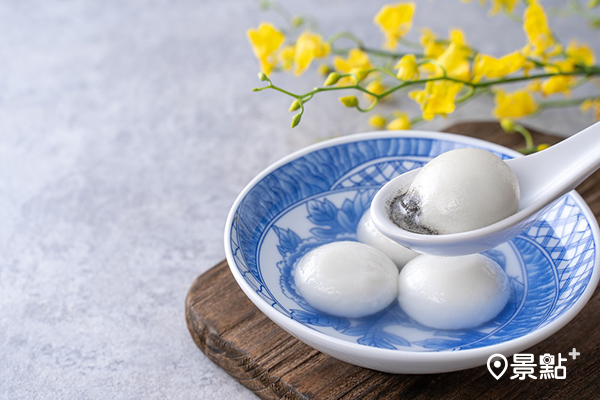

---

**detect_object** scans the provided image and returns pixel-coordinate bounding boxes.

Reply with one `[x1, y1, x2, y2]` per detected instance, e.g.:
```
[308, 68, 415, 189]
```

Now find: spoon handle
[508, 121, 600, 206]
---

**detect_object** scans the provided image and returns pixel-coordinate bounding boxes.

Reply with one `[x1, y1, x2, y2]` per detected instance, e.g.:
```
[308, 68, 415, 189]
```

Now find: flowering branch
[247, 0, 600, 148]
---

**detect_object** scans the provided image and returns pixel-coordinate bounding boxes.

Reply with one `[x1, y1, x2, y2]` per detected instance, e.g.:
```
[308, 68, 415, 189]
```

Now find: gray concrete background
[0, 1, 598, 398]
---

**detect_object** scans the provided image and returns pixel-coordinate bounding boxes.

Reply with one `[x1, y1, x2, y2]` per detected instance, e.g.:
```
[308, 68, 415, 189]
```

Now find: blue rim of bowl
[224, 130, 600, 363]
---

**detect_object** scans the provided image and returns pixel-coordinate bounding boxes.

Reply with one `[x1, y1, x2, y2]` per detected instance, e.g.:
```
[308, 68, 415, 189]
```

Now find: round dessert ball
[407, 148, 520, 234]
[398, 254, 510, 330]
[357, 209, 419, 270]
[294, 241, 399, 318]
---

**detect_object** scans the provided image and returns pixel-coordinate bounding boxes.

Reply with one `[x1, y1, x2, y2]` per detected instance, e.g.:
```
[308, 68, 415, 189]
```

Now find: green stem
[256, 69, 600, 106]
[357, 98, 379, 112]
[331, 45, 423, 60]
[434, 39, 478, 54]
[474, 70, 600, 86]
[361, 46, 424, 59]
[252, 67, 600, 128]
[327, 31, 364, 47]
[563, 0, 600, 28]
[515, 125, 534, 150]
[518, 146, 539, 155]
[456, 86, 476, 103]
[327, 30, 425, 60]
[410, 115, 425, 126]
[399, 37, 424, 50]
[267, 84, 303, 98]
[505, 12, 523, 23]
[301, 93, 314, 102]
[372, 66, 399, 80]
[526, 57, 550, 69]
[257, 0, 320, 32]
[539, 95, 600, 108]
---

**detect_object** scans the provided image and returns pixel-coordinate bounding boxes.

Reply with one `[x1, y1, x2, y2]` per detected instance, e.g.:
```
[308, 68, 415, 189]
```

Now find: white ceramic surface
[224, 131, 600, 374]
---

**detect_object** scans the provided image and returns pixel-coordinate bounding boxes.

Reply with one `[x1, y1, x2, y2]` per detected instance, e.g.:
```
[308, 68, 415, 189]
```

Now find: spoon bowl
[371, 122, 600, 256]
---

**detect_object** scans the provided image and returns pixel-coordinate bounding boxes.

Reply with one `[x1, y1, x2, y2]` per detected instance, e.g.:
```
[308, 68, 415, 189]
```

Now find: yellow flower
[374, 2, 416, 49]
[522, 0, 556, 57]
[409, 81, 463, 120]
[581, 99, 600, 120]
[247, 23, 285, 75]
[493, 89, 538, 119]
[566, 41, 595, 66]
[318, 64, 331, 76]
[369, 114, 387, 128]
[386, 112, 411, 130]
[395, 54, 419, 81]
[490, 0, 519, 15]
[278, 45, 295, 72]
[419, 28, 444, 58]
[541, 59, 575, 96]
[294, 31, 331, 76]
[541, 77, 573, 96]
[527, 79, 542, 92]
[473, 51, 529, 80]
[365, 80, 387, 101]
[333, 49, 372, 74]
[427, 29, 471, 80]
[451, 29, 467, 44]
[333, 49, 372, 84]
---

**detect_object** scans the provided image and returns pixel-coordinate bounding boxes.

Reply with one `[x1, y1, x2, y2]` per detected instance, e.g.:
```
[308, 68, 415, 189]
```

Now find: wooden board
[186, 122, 600, 399]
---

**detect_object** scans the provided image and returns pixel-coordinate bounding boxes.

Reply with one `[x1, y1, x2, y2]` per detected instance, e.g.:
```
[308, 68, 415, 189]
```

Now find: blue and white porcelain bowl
[224, 131, 600, 374]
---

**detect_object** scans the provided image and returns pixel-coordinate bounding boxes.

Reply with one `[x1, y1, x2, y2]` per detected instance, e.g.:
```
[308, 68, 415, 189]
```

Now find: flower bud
[369, 115, 387, 128]
[291, 16, 304, 27]
[257, 72, 269, 81]
[288, 99, 301, 112]
[350, 68, 368, 82]
[339, 96, 359, 108]
[291, 113, 302, 128]
[537, 143, 550, 151]
[386, 113, 411, 130]
[324, 72, 341, 86]
[318, 64, 331, 76]
[500, 118, 516, 133]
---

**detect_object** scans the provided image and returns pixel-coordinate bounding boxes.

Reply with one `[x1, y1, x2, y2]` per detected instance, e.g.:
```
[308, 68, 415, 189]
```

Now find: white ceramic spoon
[371, 121, 600, 256]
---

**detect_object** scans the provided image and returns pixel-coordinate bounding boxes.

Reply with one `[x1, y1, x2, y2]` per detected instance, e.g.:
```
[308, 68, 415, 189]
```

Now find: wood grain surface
[186, 122, 600, 399]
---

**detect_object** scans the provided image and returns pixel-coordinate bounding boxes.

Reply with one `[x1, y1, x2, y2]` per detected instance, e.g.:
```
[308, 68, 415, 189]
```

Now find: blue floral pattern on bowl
[228, 136, 597, 352]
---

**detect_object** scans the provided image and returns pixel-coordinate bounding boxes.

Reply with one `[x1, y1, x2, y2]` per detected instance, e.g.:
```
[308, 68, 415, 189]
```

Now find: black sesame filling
[387, 192, 438, 235]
